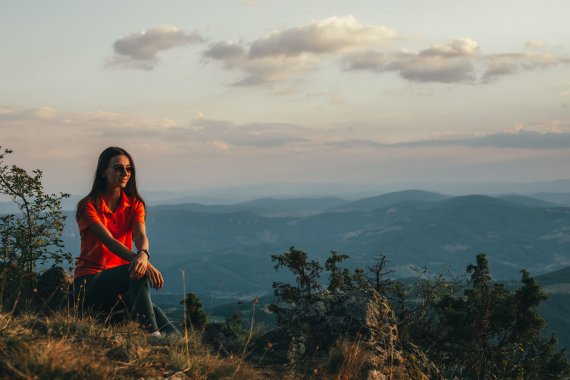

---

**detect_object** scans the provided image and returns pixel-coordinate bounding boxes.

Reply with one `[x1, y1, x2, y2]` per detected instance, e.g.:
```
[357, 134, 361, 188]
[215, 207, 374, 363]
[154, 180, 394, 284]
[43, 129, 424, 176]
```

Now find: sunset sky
[1, 0, 569, 197]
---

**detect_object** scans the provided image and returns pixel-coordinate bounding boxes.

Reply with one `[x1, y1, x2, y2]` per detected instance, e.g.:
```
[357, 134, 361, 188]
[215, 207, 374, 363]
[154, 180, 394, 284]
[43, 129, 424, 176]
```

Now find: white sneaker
[150, 330, 161, 337]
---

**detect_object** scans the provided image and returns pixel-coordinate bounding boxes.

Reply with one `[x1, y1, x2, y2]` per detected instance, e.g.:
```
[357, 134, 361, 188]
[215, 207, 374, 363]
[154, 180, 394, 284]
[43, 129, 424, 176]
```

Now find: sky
[1, 0, 569, 197]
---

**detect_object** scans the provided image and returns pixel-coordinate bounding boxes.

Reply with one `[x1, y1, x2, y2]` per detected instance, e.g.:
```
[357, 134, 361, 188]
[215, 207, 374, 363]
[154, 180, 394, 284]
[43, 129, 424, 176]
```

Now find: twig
[1, 361, 28, 379]
[232, 297, 258, 379]
[165, 368, 191, 379]
[180, 268, 191, 369]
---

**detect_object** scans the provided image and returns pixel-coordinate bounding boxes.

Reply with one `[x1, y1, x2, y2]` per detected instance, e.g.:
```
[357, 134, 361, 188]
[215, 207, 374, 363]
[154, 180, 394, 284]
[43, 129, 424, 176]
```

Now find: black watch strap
[137, 249, 150, 259]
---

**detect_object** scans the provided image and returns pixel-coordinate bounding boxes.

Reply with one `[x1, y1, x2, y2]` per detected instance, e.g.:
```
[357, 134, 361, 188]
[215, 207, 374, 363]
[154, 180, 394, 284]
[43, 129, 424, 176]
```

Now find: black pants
[73, 264, 179, 335]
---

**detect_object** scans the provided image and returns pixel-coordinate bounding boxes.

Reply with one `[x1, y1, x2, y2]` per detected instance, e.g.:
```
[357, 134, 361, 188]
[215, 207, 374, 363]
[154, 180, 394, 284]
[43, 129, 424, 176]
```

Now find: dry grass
[326, 337, 371, 380]
[0, 310, 268, 379]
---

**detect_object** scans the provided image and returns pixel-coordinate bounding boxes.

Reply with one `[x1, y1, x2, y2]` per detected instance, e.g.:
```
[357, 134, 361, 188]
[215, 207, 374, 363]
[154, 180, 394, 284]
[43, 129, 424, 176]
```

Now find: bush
[0, 147, 71, 309]
[421, 254, 569, 379]
[181, 292, 207, 332]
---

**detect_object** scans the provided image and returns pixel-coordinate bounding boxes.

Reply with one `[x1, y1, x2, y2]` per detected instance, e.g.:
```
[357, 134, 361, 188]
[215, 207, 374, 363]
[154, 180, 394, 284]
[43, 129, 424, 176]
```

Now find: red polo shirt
[74, 192, 145, 279]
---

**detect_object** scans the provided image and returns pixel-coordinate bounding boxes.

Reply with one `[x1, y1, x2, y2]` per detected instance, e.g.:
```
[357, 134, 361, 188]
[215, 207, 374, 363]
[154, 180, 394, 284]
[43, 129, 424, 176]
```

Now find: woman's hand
[146, 262, 164, 290]
[129, 252, 148, 279]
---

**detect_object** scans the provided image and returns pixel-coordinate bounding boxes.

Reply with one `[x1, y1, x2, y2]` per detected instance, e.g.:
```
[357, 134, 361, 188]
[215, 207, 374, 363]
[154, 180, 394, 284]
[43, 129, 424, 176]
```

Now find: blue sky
[1, 0, 569, 195]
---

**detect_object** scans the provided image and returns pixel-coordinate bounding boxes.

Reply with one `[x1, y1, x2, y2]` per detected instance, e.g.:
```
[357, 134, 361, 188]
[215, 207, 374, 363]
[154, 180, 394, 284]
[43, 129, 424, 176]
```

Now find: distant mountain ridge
[330, 189, 450, 212]
[58, 190, 570, 300]
[494, 194, 561, 208]
[150, 196, 348, 217]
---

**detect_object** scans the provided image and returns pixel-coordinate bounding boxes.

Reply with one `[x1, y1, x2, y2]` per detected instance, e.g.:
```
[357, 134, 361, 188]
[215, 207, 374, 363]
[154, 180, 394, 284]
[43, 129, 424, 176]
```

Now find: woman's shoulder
[76, 195, 99, 221]
[130, 195, 145, 210]
[77, 195, 95, 209]
[76, 195, 100, 215]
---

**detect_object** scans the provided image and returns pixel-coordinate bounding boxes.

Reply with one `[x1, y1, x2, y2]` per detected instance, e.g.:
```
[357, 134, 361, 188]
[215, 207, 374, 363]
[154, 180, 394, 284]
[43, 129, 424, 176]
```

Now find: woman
[73, 147, 179, 336]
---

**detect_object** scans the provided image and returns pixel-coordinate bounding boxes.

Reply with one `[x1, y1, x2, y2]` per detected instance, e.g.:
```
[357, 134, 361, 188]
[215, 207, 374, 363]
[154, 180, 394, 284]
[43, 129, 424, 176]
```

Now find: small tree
[366, 252, 394, 294]
[433, 254, 569, 379]
[390, 265, 462, 345]
[0, 147, 71, 274]
[181, 292, 207, 331]
[326, 251, 369, 293]
[271, 246, 322, 303]
[325, 251, 349, 294]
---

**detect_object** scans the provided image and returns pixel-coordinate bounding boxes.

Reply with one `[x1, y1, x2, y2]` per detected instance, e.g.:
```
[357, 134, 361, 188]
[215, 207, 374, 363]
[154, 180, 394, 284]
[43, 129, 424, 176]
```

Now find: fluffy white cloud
[345, 37, 567, 84]
[203, 41, 319, 86]
[419, 38, 479, 58]
[203, 16, 398, 86]
[387, 51, 477, 83]
[249, 15, 398, 57]
[346, 38, 479, 83]
[205, 16, 566, 86]
[110, 25, 204, 70]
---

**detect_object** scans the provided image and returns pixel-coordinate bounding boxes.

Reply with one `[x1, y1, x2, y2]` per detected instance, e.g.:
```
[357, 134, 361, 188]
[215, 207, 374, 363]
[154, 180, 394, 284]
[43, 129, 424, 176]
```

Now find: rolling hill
[58, 191, 570, 299]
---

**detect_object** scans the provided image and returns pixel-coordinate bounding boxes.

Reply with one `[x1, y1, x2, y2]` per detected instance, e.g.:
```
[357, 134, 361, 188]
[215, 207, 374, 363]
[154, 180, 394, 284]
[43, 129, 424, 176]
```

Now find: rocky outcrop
[253, 290, 442, 379]
[35, 267, 72, 311]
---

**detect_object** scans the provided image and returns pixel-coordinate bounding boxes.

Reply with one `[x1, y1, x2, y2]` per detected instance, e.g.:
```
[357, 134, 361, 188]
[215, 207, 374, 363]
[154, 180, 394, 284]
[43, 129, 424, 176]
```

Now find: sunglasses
[111, 164, 133, 174]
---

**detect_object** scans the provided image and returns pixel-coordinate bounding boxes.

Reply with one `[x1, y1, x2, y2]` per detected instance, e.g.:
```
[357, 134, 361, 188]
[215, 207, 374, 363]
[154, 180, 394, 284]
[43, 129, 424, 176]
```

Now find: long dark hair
[76, 147, 145, 220]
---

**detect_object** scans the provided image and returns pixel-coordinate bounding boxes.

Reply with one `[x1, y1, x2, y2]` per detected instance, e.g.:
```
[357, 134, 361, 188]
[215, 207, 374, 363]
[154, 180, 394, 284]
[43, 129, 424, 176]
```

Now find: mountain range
[53, 190, 570, 299]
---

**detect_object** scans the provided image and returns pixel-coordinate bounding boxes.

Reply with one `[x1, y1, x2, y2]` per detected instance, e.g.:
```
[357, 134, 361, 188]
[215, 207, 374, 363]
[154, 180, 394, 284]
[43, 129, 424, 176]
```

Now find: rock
[105, 346, 131, 362]
[253, 290, 442, 379]
[36, 267, 72, 311]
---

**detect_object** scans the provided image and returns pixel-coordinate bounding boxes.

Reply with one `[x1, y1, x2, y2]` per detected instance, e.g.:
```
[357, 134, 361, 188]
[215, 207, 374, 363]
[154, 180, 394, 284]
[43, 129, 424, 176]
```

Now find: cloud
[3, 103, 569, 195]
[0, 106, 312, 157]
[320, 121, 570, 151]
[345, 38, 479, 83]
[395, 124, 570, 149]
[419, 38, 479, 58]
[203, 16, 399, 86]
[110, 25, 204, 70]
[345, 37, 568, 84]
[191, 118, 309, 148]
[203, 41, 246, 60]
[202, 16, 567, 86]
[4, 105, 569, 166]
[483, 52, 558, 82]
[343, 50, 386, 72]
[248, 15, 398, 58]
[526, 40, 545, 49]
[0, 106, 185, 142]
[388, 51, 477, 83]
[0, 106, 59, 122]
[203, 41, 318, 86]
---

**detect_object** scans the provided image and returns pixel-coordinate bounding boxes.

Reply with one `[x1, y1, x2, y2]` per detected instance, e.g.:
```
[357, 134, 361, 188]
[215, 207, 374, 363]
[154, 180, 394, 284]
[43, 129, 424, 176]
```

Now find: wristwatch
[137, 249, 150, 259]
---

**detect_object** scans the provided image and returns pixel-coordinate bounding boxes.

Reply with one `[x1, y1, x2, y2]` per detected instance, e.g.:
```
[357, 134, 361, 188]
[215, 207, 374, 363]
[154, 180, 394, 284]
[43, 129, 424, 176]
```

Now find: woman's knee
[130, 275, 150, 288]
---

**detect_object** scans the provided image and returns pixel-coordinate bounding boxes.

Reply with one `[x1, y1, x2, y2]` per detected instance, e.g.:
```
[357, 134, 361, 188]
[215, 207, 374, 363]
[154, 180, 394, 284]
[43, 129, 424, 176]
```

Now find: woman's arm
[133, 222, 149, 253]
[133, 222, 163, 289]
[86, 222, 148, 279]
[146, 262, 164, 290]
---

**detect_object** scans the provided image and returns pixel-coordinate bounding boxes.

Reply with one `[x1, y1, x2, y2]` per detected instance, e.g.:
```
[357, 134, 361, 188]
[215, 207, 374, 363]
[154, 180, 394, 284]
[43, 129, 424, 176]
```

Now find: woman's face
[103, 155, 132, 190]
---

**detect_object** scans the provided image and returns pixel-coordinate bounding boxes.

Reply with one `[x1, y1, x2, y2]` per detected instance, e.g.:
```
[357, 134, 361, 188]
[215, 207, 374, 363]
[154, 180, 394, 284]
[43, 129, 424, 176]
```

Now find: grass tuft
[327, 338, 371, 379]
[0, 309, 269, 379]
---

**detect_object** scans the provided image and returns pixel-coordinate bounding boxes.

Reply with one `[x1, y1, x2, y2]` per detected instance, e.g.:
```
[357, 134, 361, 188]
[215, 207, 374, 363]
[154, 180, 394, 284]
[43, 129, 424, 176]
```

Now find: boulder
[36, 267, 72, 311]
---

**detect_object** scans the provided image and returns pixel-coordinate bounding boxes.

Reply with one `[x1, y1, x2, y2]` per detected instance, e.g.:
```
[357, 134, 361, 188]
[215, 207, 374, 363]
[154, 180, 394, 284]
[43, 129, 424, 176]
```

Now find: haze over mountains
[52, 189, 570, 299]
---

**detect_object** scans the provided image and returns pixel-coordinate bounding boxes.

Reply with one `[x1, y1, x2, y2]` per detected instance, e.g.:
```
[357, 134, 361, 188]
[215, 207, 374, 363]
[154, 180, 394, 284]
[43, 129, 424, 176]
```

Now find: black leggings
[73, 264, 179, 335]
